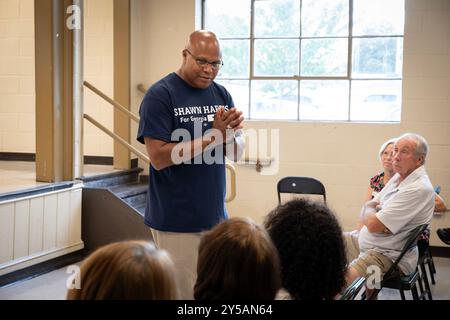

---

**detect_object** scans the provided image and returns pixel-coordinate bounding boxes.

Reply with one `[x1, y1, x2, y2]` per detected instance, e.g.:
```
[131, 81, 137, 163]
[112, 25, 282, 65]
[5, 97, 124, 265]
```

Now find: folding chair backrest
[386, 224, 429, 278]
[277, 176, 326, 204]
[366, 224, 428, 300]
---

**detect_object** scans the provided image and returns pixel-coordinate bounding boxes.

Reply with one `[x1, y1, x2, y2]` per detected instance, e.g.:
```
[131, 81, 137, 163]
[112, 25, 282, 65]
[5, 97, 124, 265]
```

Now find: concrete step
[80, 167, 143, 188]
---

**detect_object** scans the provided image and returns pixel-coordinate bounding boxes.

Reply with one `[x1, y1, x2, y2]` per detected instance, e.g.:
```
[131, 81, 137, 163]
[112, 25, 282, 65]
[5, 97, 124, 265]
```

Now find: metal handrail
[238, 157, 273, 173]
[84, 81, 140, 123]
[84, 114, 150, 164]
[226, 163, 236, 203]
[83, 113, 236, 203]
[137, 83, 147, 95]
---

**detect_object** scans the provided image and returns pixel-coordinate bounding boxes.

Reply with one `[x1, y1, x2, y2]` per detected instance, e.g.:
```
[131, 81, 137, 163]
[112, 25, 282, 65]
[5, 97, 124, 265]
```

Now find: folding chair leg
[420, 263, 433, 300]
[399, 289, 406, 300]
[429, 251, 436, 274]
[428, 258, 436, 284]
[411, 284, 419, 300]
[417, 270, 425, 299]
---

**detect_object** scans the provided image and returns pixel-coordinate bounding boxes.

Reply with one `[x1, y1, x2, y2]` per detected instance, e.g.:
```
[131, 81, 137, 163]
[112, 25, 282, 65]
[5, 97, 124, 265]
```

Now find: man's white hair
[397, 133, 429, 164]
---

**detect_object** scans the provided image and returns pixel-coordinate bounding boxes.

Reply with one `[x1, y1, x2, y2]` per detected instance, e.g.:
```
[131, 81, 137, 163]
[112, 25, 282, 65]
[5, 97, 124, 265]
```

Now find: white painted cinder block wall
[0, 0, 114, 156]
[83, 0, 114, 156]
[130, 0, 200, 147]
[0, 0, 35, 153]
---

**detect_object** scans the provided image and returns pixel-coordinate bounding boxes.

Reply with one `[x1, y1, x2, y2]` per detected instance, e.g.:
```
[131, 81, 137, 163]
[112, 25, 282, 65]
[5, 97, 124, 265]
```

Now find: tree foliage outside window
[203, 0, 404, 122]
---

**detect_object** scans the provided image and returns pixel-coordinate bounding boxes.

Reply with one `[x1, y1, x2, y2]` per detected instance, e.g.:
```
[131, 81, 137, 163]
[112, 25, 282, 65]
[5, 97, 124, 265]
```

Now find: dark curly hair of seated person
[264, 198, 347, 300]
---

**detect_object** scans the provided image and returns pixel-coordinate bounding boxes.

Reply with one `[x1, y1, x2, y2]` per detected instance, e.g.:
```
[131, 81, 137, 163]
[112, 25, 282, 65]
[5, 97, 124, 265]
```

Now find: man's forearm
[360, 206, 377, 226]
[148, 134, 218, 170]
[359, 200, 378, 227]
[359, 200, 388, 233]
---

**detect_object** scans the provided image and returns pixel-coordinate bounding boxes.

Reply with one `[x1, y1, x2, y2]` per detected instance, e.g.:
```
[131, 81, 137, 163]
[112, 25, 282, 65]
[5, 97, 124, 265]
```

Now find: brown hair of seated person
[67, 240, 178, 300]
[194, 217, 281, 300]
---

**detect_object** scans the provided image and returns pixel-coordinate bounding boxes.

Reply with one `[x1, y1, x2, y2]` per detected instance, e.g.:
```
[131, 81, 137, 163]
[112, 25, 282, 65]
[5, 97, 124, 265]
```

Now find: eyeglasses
[185, 49, 223, 70]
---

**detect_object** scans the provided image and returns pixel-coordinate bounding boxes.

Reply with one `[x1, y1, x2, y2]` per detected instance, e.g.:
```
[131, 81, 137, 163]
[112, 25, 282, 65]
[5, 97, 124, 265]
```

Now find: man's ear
[417, 156, 424, 166]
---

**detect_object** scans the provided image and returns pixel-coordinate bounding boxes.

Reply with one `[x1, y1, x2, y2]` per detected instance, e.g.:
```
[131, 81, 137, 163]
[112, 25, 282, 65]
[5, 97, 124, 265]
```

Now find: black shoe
[437, 228, 450, 245]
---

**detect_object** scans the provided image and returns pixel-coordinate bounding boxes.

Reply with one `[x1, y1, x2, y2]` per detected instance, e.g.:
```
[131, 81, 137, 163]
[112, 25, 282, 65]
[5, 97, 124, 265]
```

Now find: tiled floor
[0, 161, 118, 195]
[0, 257, 449, 300]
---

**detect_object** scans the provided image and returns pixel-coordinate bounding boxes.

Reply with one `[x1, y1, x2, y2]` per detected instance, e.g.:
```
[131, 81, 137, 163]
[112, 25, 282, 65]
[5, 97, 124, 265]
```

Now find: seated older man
[345, 133, 435, 288]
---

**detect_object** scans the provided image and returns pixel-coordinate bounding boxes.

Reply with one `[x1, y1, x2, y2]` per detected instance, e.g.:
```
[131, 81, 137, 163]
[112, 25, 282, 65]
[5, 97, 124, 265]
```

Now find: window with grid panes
[203, 0, 404, 122]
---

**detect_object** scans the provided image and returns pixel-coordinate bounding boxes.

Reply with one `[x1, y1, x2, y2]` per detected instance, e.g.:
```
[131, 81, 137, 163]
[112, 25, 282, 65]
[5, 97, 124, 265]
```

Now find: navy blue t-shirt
[137, 73, 234, 232]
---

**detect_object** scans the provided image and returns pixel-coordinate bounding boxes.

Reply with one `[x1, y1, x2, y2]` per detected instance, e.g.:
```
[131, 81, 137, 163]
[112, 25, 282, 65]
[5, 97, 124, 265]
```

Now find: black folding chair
[417, 237, 435, 300]
[365, 224, 429, 300]
[277, 176, 326, 204]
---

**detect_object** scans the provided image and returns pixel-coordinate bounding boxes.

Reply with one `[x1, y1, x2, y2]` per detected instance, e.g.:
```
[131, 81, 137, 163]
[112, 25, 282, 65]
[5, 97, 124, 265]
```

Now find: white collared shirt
[358, 166, 435, 274]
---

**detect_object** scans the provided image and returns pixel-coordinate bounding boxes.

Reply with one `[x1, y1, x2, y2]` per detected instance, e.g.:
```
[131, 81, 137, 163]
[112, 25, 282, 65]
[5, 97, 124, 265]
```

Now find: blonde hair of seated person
[67, 240, 178, 300]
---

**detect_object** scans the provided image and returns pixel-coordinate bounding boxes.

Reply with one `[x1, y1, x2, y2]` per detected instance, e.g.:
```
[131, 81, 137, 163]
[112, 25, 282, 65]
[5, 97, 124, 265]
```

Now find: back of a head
[264, 199, 346, 300]
[194, 217, 281, 300]
[67, 241, 178, 300]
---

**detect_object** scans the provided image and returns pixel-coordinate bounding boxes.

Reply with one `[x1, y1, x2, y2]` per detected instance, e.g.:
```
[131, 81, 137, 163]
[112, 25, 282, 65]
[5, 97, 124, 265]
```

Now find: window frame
[201, 0, 404, 122]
